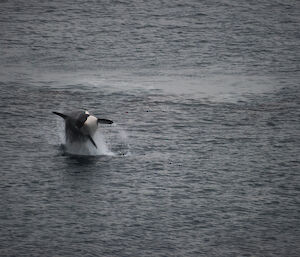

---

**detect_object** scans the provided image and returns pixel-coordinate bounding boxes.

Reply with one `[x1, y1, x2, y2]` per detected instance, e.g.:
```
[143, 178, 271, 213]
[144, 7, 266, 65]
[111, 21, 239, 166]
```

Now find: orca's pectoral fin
[98, 118, 113, 124]
[88, 135, 97, 148]
[53, 111, 68, 119]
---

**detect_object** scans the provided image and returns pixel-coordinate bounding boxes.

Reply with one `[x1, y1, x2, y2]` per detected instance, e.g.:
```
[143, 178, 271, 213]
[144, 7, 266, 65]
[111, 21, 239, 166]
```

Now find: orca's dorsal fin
[53, 111, 68, 119]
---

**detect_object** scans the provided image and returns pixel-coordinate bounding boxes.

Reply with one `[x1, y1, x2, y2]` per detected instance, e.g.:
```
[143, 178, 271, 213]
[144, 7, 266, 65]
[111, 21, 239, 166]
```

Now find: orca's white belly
[81, 115, 98, 136]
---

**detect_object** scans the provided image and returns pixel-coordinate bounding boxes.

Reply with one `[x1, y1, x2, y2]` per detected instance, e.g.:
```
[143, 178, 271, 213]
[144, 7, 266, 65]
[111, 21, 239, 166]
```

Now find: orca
[53, 110, 113, 148]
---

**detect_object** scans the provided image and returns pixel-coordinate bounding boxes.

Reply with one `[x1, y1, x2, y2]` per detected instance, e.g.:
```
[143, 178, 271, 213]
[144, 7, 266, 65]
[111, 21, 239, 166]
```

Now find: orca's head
[78, 112, 98, 136]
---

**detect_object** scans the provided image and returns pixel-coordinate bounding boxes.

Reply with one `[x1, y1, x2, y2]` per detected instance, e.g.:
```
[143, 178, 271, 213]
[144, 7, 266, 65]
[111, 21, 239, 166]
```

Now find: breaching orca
[53, 110, 113, 148]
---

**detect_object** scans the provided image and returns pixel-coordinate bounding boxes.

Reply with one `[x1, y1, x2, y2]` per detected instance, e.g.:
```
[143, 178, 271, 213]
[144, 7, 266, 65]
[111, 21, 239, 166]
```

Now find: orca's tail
[53, 111, 68, 119]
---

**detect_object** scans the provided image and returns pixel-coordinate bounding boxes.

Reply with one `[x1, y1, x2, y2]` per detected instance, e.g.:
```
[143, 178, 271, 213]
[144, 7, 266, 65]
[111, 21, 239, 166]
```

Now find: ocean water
[0, 0, 299, 256]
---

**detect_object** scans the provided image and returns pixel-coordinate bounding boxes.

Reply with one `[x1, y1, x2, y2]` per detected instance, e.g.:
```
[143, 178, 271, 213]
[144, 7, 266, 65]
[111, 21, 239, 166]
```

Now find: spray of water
[57, 122, 130, 157]
[62, 130, 114, 156]
[115, 124, 131, 156]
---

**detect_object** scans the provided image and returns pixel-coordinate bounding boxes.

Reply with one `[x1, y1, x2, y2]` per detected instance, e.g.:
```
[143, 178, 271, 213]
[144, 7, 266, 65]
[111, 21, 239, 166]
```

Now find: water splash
[62, 130, 114, 156]
[56, 123, 130, 157]
[93, 130, 115, 156]
[106, 123, 131, 156]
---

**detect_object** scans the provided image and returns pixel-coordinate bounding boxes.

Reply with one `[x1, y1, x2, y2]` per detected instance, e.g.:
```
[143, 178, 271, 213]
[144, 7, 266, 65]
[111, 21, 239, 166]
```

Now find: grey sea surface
[0, 0, 299, 256]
